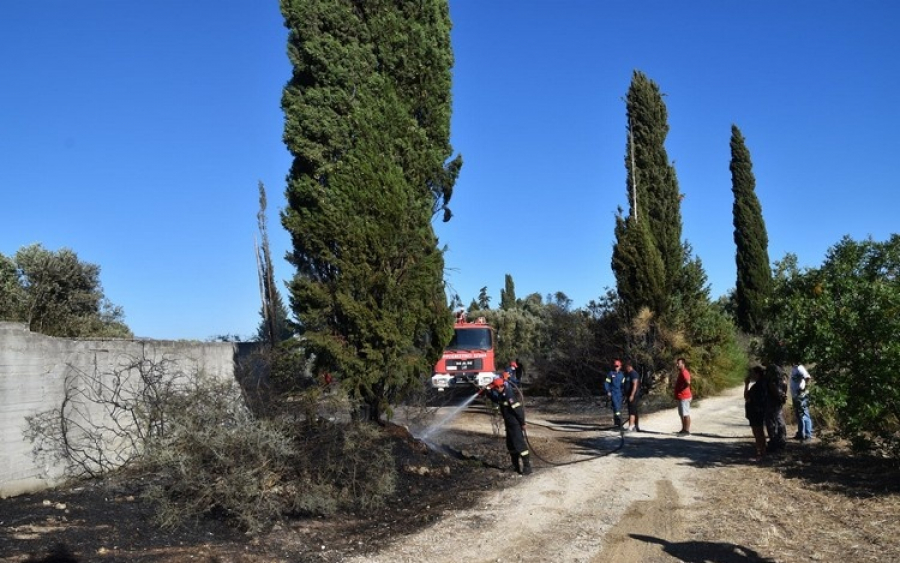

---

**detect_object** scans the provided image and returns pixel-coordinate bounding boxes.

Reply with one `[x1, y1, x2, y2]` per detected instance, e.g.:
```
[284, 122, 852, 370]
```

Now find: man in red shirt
[674, 357, 692, 435]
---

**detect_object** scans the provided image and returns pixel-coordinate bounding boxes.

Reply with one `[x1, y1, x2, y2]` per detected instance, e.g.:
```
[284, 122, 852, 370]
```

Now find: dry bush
[140, 379, 305, 532]
[300, 421, 397, 512]
[139, 378, 396, 533]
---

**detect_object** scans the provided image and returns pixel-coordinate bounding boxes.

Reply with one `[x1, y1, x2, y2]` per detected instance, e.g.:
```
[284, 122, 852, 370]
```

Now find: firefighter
[506, 360, 520, 385]
[483, 377, 532, 475]
[604, 359, 626, 428]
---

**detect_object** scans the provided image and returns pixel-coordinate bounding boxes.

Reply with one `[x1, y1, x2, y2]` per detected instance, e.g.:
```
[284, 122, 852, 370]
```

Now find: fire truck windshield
[445, 327, 492, 350]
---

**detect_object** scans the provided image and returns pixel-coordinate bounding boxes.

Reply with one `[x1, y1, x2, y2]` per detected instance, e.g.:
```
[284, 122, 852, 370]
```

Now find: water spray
[417, 390, 480, 442]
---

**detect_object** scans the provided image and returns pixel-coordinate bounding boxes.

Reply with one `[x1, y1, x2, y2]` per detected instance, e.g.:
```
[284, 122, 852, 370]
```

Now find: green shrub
[764, 237, 900, 457]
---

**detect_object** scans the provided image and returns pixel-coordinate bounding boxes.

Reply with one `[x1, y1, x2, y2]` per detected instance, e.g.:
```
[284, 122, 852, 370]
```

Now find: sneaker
[625, 426, 636, 432]
[676, 430, 691, 436]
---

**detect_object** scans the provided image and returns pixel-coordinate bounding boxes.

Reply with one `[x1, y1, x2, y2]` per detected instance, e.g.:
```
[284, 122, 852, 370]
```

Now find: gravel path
[352, 386, 750, 563]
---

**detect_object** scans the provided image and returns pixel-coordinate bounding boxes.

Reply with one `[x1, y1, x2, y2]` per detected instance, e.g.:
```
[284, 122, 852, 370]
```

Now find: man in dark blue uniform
[604, 359, 626, 427]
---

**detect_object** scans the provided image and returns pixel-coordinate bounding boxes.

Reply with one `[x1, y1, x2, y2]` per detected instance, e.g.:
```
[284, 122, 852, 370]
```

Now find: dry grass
[688, 441, 900, 562]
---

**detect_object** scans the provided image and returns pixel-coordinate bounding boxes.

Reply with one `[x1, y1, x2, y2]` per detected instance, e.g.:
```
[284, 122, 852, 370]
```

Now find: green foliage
[280, 0, 460, 217]
[256, 181, 295, 345]
[255, 290, 294, 344]
[500, 273, 517, 310]
[612, 212, 666, 317]
[266, 338, 311, 393]
[764, 236, 900, 455]
[529, 298, 616, 397]
[669, 245, 747, 396]
[610, 72, 744, 396]
[469, 306, 542, 369]
[476, 286, 491, 310]
[287, 94, 453, 420]
[0, 244, 131, 337]
[730, 125, 772, 334]
[621, 70, 684, 296]
[280, 0, 460, 421]
[0, 253, 24, 320]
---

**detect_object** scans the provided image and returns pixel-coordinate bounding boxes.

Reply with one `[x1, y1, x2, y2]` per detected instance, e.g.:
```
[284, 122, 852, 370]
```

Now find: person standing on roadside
[623, 359, 642, 432]
[674, 357, 692, 435]
[744, 365, 768, 461]
[764, 364, 788, 452]
[604, 359, 626, 428]
[790, 363, 813, 441]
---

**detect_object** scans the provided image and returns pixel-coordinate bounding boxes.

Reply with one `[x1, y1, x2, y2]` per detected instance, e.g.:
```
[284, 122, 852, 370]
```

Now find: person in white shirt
[790, 364, 813, 441]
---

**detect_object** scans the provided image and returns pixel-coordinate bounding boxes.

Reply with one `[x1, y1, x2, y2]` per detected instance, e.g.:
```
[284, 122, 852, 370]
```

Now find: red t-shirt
[674, 368, 692, 400]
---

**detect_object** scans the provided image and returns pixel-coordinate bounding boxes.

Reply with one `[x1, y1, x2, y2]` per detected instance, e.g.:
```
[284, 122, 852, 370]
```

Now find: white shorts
[678, 399, 691, 417]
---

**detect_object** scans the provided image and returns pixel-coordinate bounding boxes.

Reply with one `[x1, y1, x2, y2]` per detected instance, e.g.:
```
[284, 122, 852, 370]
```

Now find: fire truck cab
[430, 315, 498, 391]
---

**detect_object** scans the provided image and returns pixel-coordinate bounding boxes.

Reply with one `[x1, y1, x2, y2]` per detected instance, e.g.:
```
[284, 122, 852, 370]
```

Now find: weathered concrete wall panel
[0, 322, 241, 498]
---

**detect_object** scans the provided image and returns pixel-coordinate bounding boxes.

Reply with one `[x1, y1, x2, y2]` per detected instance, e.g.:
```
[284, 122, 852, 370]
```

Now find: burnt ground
[3, 391, 900, 563]
[0, 419, 499, 563]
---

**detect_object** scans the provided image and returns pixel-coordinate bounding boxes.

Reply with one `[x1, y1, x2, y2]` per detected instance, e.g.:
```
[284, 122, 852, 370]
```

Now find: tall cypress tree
[626, 71, 683, 284]
[730, 125, 772, 333]
[612, 71, 685, 316]
[280, 0, 460, 421]
[500, 273, 517, 310]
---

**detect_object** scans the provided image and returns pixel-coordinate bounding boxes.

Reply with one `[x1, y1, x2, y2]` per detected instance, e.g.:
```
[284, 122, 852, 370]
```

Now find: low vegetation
[141, 381, 397, 533]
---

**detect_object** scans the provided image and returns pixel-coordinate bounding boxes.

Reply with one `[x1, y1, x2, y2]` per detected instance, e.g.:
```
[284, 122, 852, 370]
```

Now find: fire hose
[475, 380, 625, 468]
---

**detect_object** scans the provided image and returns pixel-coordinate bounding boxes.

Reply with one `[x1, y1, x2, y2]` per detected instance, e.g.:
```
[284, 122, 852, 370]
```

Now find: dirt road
[352, 386, 752, 563]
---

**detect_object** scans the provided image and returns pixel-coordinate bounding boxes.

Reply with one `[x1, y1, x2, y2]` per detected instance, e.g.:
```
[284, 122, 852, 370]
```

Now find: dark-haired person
[744, 365, 768, 461]
[790, 363, 813, 441]
[624, 359, 642, 432]
[674, 357, 692, 435]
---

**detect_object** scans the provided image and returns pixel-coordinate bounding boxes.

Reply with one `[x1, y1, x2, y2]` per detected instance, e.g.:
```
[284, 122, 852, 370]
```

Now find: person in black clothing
[623, 359, 642, 431]
[764, 364, 788, 452]
[744, 365, 768, 461]
[483, 377, 532, 475]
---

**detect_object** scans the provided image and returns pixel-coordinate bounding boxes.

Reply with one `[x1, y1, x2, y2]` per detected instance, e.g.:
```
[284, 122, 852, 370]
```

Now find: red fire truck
[430, 315, 499, 391]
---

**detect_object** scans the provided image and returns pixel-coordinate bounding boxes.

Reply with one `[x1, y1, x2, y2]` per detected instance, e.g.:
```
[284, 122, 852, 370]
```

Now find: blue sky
[2, 2, 898, 340]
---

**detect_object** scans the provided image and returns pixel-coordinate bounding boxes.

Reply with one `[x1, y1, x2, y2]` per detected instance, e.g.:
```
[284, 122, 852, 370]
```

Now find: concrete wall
[0, 322, 244, 498]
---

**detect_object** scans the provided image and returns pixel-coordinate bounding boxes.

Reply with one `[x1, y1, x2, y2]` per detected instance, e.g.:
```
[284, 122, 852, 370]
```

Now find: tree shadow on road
[573, 429, 900, 499]
[567, 433, 750, 469]
[769, 440, 900, 498]
[629, 534, 777, 563]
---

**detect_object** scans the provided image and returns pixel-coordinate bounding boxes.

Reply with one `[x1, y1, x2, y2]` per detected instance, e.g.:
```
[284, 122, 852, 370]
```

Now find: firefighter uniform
[605, 362, 626, 427]
[487, 379, 531, 475]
